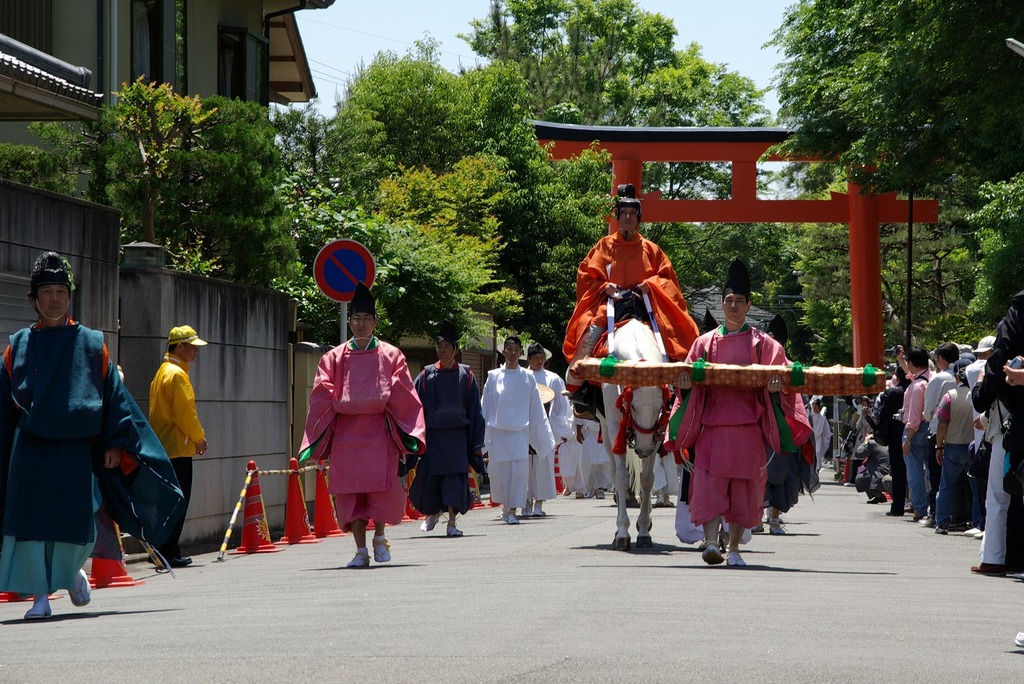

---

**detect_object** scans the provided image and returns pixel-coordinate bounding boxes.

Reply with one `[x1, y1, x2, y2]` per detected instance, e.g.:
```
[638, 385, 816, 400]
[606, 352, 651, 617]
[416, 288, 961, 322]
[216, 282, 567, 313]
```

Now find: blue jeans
[935, 442, 969, 527]
[969, 476, 986, 530]
[904, 426, 931, 517]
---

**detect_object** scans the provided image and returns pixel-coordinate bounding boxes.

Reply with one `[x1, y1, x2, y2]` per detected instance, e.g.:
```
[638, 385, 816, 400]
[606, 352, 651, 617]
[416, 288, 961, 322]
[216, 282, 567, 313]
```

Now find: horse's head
[614, 385, 671, 458]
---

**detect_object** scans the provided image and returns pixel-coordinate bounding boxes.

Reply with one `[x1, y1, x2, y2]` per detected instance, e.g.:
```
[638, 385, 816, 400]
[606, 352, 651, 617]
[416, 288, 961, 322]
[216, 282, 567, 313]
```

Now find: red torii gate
[535, 122, 939, 367]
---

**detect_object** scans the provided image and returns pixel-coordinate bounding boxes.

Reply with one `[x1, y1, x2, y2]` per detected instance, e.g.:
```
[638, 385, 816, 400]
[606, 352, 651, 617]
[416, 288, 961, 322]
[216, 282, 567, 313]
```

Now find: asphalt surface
[2, 468, 1023, 683]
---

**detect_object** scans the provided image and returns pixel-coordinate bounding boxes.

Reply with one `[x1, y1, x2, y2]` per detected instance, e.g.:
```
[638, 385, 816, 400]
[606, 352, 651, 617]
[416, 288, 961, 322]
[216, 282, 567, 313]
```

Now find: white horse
[597, 318, 670, 550]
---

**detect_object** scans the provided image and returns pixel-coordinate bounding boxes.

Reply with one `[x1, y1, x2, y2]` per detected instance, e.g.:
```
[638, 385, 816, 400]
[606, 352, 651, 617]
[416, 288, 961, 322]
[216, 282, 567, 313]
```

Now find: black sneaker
[934, 525, 949, 535]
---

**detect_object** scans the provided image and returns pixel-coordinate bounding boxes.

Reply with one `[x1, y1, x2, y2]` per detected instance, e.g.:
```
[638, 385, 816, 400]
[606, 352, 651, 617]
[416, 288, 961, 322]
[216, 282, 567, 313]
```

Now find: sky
[295, 0, 795, 116]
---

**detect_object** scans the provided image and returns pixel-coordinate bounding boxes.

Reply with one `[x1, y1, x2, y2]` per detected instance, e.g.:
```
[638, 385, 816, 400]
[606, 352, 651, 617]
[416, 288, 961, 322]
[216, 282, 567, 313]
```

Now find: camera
[884, 345, 902, 356]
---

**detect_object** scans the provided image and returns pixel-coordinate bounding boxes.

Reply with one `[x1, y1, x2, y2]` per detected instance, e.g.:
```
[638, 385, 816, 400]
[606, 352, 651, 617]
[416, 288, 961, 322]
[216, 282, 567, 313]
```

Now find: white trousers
[526, 450, 557, 502]
[980, 435, 1008, 565]
[588, 459, 612, 491]
[490, 459, 528, 510]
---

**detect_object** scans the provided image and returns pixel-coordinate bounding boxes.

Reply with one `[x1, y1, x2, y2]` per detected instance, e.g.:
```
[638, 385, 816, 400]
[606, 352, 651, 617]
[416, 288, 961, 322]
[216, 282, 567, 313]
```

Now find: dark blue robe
[409, 362, 485, 516]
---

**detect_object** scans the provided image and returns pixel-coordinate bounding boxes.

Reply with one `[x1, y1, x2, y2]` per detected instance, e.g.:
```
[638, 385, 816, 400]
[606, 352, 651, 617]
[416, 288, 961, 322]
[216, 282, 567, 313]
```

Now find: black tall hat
[614, 183, 642, 220]
[723, 259, 751, 299]
[436, 320, 459, 345]
[29, 251, 74, 294]
[349, 281, 376, 316]
[766, 314, 788, 347]
[701, 308, 718, 334]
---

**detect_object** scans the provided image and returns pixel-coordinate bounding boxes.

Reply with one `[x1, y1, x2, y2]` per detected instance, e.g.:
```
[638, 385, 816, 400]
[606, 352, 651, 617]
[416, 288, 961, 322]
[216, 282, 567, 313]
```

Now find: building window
[131, 0, 185, 91]
[218, 26, 267, 104]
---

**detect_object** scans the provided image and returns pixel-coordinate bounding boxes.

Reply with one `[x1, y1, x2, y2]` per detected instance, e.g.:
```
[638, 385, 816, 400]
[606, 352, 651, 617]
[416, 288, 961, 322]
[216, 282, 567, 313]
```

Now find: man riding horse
[563, 183, 700, 403]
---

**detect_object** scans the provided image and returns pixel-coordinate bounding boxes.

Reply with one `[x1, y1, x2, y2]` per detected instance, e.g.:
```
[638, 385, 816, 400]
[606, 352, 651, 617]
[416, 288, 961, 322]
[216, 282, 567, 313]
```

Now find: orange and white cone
[554, 446, 565, 494]
[0, 591, 59, 603]
[467, 466, 484, 510]
[313, 465, 344, 538]
[277, 458, 320, 545]
[232, 461, 281, 554]
[90, 521, 143, 588]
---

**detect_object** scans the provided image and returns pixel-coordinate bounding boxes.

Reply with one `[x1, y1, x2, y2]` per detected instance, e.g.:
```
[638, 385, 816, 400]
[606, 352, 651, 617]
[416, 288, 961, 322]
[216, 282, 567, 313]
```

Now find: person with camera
[876, 363, 911, 516]
[963, 292, 1024, 648]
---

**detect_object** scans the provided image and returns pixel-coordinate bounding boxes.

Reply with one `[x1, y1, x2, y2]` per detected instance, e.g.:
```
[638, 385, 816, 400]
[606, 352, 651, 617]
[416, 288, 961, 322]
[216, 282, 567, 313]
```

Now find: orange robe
[563, 232, 699, 362]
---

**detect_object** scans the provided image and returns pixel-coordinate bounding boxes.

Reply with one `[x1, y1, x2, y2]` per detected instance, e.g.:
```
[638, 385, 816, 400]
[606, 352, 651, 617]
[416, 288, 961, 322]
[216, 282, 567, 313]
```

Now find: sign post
[313, 239, 377, 342]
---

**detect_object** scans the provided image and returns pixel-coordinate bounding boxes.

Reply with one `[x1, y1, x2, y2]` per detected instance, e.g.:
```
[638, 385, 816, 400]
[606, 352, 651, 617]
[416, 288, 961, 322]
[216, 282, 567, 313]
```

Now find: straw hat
[536, 384, 555, 405]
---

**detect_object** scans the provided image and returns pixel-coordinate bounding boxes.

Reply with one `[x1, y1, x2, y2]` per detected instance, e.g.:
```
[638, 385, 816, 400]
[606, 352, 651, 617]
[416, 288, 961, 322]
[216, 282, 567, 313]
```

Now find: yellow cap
[167, 325, 208, 346]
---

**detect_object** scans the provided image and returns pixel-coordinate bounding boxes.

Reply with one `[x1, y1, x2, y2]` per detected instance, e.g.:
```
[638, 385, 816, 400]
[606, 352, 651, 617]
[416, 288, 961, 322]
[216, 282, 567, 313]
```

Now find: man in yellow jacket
[149, 325, 209, 567]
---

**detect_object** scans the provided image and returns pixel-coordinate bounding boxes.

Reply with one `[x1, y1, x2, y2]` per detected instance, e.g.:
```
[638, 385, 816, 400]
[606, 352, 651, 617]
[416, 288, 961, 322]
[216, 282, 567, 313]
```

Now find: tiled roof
[0, 35, 102, 121]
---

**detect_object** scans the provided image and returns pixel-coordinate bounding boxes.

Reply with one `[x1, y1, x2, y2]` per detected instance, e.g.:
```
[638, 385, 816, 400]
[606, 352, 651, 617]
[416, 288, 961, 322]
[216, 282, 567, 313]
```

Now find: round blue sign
[313, 240, 376, 302]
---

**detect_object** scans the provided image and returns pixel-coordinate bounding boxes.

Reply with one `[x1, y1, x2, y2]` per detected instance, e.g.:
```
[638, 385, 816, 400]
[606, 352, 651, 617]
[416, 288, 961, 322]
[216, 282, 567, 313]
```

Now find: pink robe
[667, 327, 811, 528]
[299, 340, 426, 529]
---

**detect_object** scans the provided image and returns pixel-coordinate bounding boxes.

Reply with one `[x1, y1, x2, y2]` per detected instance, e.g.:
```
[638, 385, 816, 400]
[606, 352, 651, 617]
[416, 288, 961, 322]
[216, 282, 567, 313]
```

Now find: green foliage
[93, 84, 296, 285]
[771, 0, 1024, 192]
[112, 78, 213, 243]
[793, 222, 854, 364]
[272, 51, 615, 355]
[969, 173, 1024, 324]
[0, 121, 90, 193]
[465, 0, 679, 123]
[273, 169, 520, 346]
[0, 143, 75, 193]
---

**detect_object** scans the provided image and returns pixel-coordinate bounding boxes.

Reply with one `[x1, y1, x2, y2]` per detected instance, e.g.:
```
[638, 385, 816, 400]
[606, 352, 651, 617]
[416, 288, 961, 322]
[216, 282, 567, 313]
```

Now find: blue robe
[0, 322, 181, 595]
[409, 362, 486, 516]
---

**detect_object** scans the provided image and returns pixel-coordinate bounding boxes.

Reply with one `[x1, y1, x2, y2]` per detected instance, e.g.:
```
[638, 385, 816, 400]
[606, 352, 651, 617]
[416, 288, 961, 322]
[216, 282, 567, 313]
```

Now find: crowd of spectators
[828, 311, 1024, 614]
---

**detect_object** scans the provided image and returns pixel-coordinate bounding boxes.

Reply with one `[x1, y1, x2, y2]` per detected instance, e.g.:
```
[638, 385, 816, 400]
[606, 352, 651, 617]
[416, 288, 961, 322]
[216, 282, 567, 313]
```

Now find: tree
[968, 173, 1024, 325]
[278, 52, 614, 354]
[465, 0, 679, 124]
[112, 78, 213, 244]
[273, 165, 520, 345]
[770, 0, 1024, 193]
[89, 87, 296, 285]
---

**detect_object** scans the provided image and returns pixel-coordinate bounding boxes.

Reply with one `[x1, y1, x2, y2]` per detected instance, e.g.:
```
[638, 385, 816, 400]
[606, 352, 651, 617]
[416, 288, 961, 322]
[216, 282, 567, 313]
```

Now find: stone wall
[118, 267, 295, 546]
[0, 179, 120, 351]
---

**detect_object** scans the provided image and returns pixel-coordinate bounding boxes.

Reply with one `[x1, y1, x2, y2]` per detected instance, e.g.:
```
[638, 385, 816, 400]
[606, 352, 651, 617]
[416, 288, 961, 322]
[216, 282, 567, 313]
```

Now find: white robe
[810, 409, 833, 469]
[580, 419, 611, 490]
[560, 417, 589, 494]
[482, 367, 556, 507]
[527, 369, 569, 502]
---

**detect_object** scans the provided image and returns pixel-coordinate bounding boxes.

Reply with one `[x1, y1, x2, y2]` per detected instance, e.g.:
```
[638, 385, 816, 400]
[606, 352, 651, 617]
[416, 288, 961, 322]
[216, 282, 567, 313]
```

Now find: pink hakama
[300, 340, 426, 531]
[668, 327, 811, 530]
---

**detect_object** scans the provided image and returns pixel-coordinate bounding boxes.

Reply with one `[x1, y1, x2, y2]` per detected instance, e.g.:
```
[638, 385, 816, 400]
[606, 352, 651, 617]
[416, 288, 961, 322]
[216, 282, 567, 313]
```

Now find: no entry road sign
[313, 239, 376, 302]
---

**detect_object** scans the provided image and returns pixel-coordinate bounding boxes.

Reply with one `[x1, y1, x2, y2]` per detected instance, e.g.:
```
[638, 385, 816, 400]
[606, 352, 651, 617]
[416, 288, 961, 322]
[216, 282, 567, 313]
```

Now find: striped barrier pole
[215, 466, 254, 562]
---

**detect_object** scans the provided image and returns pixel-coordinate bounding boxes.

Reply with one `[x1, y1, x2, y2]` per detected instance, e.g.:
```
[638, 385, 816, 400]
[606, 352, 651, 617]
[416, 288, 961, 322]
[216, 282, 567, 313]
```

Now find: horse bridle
[619, 385, 672, 451]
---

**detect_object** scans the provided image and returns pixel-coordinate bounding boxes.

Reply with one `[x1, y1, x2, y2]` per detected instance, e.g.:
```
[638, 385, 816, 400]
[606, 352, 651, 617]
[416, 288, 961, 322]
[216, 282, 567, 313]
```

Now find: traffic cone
[403, 496, 422, 522]
[554, 447, 565, 494]
[232, 461, 281, 554]
[0, 591, 60, 603]
[90, 523, 143, 588]
[313, 465, 344, 538]
[277, 458, 320, 545]
[401, 465, 423, 522]
[467, 466, 484, 509]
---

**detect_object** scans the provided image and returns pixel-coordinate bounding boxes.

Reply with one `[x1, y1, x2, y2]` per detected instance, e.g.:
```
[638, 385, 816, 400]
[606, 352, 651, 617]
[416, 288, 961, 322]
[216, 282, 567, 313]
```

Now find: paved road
[2, 473, 1023, 683]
